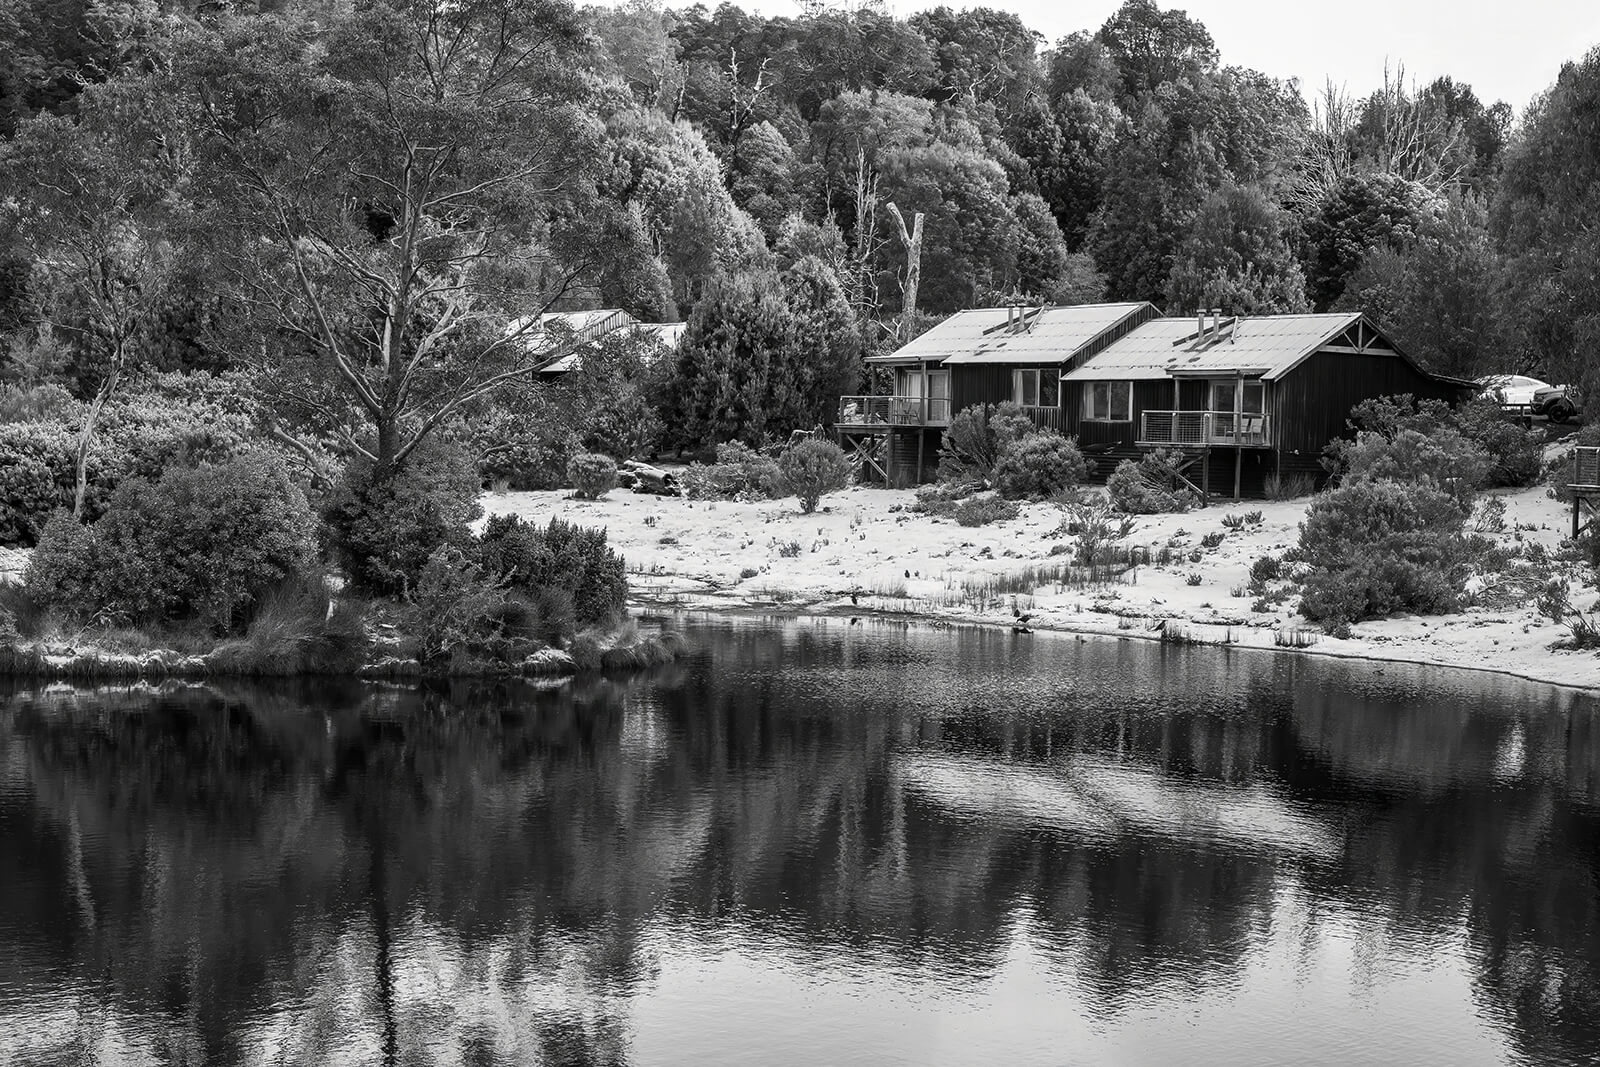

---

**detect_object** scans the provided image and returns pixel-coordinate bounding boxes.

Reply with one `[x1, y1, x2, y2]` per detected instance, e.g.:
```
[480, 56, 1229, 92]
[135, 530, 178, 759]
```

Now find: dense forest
[3, 0, 1599, 460]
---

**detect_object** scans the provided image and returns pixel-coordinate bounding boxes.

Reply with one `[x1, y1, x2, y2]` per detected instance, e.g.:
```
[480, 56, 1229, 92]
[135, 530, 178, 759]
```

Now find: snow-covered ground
[482, 480, 1600, 693]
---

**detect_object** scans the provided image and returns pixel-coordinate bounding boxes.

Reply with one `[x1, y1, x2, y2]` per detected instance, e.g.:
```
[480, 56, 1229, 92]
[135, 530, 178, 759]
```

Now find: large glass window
[1083, 381, 1132, 422]
[1013, 369, 1041, 407]
[1210, 379, 1264, 414]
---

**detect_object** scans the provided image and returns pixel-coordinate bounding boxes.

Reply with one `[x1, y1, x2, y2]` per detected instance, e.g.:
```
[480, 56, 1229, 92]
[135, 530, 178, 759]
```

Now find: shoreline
[483, 480, 1600, 696]
[645, 598, 1600, 697]
[0, 631, 686, 683]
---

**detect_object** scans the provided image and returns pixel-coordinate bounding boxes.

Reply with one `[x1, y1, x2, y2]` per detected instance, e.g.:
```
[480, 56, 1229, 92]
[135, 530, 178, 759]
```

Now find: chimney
[1209, 308, 1221, 342]
[1196, 311, 1205, 340]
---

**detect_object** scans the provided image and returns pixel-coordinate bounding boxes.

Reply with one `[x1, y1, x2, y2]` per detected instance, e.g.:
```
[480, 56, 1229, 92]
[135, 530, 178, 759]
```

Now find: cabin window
[1083, 381, 1132, 422]
[1013, 369, 1041, 407]
[1210, 379, 1264, 414]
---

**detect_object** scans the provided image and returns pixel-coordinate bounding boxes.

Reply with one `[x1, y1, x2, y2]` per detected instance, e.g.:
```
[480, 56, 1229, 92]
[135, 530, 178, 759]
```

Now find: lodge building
[836, 302, 1471, 498]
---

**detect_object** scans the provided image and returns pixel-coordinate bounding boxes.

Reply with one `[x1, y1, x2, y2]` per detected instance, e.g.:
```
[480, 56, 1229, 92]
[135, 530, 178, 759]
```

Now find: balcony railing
[1018, 405, 1062, 432]
[1139, 410, 1271, 447]
[837, 395, 951, 427]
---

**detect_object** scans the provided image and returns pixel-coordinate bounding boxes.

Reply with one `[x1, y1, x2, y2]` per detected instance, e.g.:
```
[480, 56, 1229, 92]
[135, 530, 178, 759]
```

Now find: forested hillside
[0, 0, 1598, 521]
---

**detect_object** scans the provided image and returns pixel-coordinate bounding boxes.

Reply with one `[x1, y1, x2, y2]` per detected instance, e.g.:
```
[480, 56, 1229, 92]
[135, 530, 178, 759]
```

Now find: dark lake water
[2, 616, 1599, 1067]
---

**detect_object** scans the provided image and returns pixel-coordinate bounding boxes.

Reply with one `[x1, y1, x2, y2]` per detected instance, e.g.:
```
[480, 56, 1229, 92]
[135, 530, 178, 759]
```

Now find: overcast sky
[647, 0, 1600, 114]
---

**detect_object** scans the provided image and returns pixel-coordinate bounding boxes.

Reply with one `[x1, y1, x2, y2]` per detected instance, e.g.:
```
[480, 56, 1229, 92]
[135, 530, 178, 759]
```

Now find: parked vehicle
[1476, 374, 1551, 409]
[1532, 384, 1581, 423]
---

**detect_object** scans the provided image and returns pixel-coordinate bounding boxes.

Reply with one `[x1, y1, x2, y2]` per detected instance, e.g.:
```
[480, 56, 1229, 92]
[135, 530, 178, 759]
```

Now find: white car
[1477, 374, 1551, 409]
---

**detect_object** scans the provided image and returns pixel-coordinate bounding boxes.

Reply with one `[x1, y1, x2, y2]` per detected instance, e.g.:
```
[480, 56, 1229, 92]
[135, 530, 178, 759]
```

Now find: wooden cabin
[839, 304, 1471, 497]
[506, 309, 686, 377]
[1060, 310, 1471, 498]
[837, 302, 1158, 485]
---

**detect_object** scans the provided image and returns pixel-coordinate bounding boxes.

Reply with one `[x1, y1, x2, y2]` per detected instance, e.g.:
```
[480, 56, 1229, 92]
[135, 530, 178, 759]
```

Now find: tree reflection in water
[0, 618, 1596, 1066]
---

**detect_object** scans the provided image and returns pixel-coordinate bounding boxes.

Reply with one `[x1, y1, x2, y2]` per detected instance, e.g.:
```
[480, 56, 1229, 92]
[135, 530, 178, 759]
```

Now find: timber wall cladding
[1271, 349, 1458, 453]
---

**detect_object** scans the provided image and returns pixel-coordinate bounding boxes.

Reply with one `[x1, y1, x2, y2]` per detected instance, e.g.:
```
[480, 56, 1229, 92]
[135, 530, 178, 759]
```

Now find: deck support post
[1201, 446, 1210, 503]
[916, 428, 925, 484]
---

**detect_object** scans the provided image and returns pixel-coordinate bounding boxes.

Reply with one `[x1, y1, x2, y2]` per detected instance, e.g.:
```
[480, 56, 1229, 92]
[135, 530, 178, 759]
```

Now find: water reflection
[0, 617, 1597, 1066]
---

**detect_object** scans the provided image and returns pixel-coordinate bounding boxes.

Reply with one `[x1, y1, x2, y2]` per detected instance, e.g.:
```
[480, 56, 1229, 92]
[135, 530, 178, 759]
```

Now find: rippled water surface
[3, 616, 1599, 1066]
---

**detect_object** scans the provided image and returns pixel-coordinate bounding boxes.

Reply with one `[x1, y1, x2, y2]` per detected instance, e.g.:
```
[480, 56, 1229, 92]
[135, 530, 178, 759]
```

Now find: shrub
[1265, 471, 1318, 500]
[0, 585, 46, 640]
[1106, 449, 1199, 514]
[322, 440, 483, 597]
[1456, 402, 1542, 488]
[476, 514, 628, 629]
[1330, 393, 1537, 492]
[26, 453, 319, 631]
[567, 452, 618, 499]
[1296, 480, 1469, 630]
[0, 375, 295, 547]
[992, 433, 1088, 500]
[953, 494, 1020, 527]
[937, 402, 1033, 482]
[1341, 428, 1488, 512]
[914, 481, 983, 516]
[780, 438, 852, 513]
[403, 547, 541, 665]
[207, 574, 370, 674]
[1250, 554, 1282, 582]
[679, 440, 784, 500]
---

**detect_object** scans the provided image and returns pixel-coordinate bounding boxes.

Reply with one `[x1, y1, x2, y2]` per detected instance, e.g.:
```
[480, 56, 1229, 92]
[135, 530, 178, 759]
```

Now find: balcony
[1139, 410, 1271, 448]
[837, 396, 951, 428]
[1018, 405, 1062, 432]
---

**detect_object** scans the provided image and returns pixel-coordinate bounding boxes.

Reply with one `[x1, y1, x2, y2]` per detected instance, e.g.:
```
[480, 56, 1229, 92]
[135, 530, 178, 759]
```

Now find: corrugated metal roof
[1061, 313, 1365, 382]
[868, 303, 1155, 365]
[533, 319, 686, 375]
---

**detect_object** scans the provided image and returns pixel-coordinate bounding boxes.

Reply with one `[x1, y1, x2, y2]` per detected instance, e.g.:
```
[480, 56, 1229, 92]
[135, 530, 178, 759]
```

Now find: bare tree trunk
[886, 202, 924, 341]
[72, 355, 123, 519]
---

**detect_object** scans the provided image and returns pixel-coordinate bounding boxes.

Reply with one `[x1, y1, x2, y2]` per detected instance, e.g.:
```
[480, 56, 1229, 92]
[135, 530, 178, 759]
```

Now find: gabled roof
[504, 309, 684, 374]
[868, 303, 1156, 365]
[1061, 312, 1410, 382]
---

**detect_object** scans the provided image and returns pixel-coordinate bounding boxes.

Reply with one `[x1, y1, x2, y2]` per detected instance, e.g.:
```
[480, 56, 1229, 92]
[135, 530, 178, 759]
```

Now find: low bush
[207, 574, 370, 674]
[914, 481, 983, 516]
[1106, 448, 1199, 514]
[26, 453, 320, 632]
[993, 433, 1088, 500]
[1265, 471, 1318, 500]
[476, 514, 628, 629]
[679, 441, 784, 500]
[780, 438, 852, 513]
[953, 494, 1020, 527]
[1340, 428, 1488, 512]
[1249, 554, 1282, 582]
[403, 547, 543, 666]
[322, 440, 483, 597]
[0, 585, 46, 641]
[937, 403, 1033, 483]
[1055, 501, 1136, 565]
[0, 373, 280, 547]
[567, 452, 618, 499]
[1330, 393, 1539, 491]
[1295, 480, 1469, 631]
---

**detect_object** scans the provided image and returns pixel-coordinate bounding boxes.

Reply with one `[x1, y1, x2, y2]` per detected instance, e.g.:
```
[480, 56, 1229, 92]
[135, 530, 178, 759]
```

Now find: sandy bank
[483, 480, 1600, 693]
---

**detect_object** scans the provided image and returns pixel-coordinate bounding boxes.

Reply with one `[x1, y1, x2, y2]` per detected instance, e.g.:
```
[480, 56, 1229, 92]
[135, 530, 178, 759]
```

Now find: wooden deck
[1137, 410, 1272, 449]
[1570, 446, 1600, 537]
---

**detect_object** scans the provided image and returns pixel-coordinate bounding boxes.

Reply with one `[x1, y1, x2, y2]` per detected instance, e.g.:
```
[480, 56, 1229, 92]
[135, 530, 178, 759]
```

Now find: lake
[2, 616, 1598, 1066]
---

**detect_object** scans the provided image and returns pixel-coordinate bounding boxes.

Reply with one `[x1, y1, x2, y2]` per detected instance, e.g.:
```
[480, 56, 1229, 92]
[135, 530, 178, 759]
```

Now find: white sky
[646, 0, 1600, 115]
